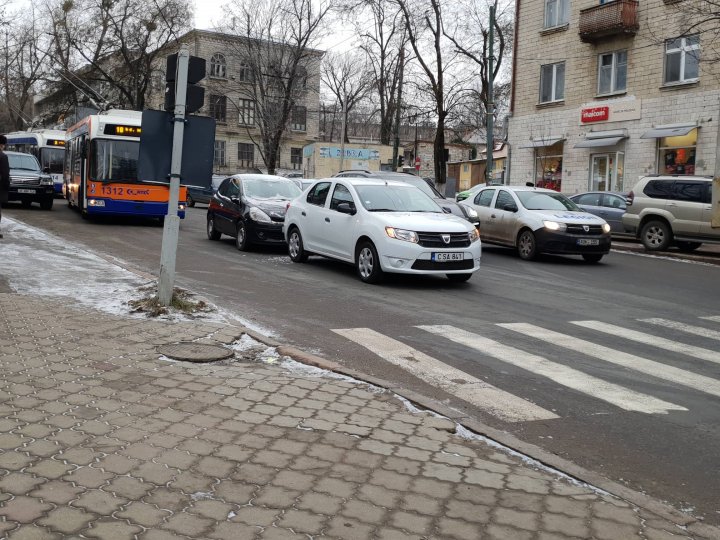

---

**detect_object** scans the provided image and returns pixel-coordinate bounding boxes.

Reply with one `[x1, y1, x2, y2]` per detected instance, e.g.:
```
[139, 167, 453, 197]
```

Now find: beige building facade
[508, 0, 720, 194]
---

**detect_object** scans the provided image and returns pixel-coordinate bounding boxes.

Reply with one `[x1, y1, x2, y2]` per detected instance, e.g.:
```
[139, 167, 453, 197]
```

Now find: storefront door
[591, 154, 610, 191]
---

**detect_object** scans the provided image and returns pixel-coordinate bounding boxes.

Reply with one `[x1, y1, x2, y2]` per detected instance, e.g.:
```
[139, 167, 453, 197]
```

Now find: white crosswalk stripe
[640, 318, 720, 342]
[572, 321, 720, 364]
[418, 325, 686, 415]
[700, 315, 720, 323]
[498, 322, 720, 398]
[331, 327, 559, 423]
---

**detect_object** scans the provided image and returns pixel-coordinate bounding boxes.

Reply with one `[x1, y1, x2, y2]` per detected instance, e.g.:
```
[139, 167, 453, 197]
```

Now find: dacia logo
[442, 234, 451, 244]
[583, 225, 590, 232]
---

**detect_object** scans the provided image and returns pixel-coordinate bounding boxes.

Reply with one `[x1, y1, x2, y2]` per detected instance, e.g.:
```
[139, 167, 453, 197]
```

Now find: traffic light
[398, 155, 404, 167]
[165, 54, 206, 114]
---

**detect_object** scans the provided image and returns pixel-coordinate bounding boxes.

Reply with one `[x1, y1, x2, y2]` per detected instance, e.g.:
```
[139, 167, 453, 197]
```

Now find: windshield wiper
[368, 208, 396, 212]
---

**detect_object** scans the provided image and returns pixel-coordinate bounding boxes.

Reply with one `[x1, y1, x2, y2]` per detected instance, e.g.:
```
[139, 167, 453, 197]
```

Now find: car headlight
[464, 206, 478, 219]
[249, 207, 272, 223]
[385, 227, 418, 243]
[543, 220, 567, 232]
[602, 223, 611, 233]
[468, 228, 480, 243]
[40, 176, 53, 185]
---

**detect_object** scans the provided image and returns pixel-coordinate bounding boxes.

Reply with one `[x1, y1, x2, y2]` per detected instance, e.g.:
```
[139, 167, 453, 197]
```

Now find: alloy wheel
[358, 247, 374, 279]
[289, 232, 300, 259]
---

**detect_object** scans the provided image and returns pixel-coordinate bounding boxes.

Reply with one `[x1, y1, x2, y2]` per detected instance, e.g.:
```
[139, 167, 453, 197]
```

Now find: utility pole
[393, 47, 405, 171]
[486, 4, 495, 185]
[339, 96, 347, 172]
[158, 46, 189, 306]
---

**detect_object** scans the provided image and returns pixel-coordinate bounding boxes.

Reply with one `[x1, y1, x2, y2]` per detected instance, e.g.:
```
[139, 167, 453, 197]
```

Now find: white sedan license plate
[18, 189, 35, 194]
[432, 252, 464, 262]
[577, 238, 599, 246]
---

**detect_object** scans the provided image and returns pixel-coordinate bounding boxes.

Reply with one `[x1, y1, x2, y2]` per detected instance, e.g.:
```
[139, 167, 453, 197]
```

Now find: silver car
[569, 191, 629, 234]
[461, 186, 612, 262]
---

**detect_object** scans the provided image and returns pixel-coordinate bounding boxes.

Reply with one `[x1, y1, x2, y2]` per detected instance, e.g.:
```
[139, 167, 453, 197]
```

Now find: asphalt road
[6, 201, 720, 525]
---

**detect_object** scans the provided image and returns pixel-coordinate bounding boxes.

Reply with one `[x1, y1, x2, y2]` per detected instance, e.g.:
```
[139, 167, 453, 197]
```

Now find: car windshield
[397, 176, 443, 199]
[8, 153, 40, 171]
[355, 184, 442, 213]
[516, 191, 580, 211]
[242, 178, 302, 200]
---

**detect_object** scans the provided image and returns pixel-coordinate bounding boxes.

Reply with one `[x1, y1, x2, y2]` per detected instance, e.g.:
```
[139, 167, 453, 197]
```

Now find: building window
[238, 143, 254, 168]
[544, 0, 568, 28]
[291, 147, 302, 170]
[664, 35, 700, 85]
[534, 141, 564, 191]
[238, 99, 255, 126]
[214, 140, 226, 167]
[209, 95, 227, 122]
[539, 62, 565, 103]
[658, 129, 697, 175]
[296, 65, 307, 90]
[210, 53, 227, 78]
[291, 106, 307, 131]
[238, 63, 253, 83]
[598, 51, 627, 95]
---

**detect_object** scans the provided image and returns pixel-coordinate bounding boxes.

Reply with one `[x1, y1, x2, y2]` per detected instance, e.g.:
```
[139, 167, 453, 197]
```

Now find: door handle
[325, 217, 330, 222]
[491, 214, 497, 218]
[301, 211, 306, 216]
[667, 202, 677, 207]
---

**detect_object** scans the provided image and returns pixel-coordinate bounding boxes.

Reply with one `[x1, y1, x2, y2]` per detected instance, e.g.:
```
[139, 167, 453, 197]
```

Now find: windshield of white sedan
[242, 179, 301, 200]
[517, 191, 579, 211]
[356, 185, 441, 212]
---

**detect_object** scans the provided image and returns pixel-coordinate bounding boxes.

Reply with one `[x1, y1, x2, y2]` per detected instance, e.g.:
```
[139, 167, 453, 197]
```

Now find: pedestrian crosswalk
[332, 315, 720, 423]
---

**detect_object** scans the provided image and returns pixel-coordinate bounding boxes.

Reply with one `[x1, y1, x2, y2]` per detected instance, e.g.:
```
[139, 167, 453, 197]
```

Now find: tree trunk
[434, 112, 446, 184]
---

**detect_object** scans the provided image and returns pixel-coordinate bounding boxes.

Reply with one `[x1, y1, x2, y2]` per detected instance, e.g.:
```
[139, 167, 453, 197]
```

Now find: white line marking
[332, 328, 559, 423]
[572, 321, 720, 364]
[499, 323, 720, 399]
[641, 318, 720, 342]
[419, 325, 686, 415]
[700, 316, 720, 323]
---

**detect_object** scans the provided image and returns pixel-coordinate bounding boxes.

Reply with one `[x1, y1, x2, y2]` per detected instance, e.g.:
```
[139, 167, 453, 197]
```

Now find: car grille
[412, 259, 474, 271]
[11, 175, 41, 186]
[417, 232, 471, 248]
[566, 224, 604, 235]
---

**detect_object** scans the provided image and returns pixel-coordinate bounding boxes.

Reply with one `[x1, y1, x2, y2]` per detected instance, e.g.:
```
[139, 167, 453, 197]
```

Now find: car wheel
[40, 198, 53, 211]
[517, 230, 538, 261]
[356, 241, 384, 284]
[447, 273, 472, 282]
[187, 195, 195, 208]
[206, 215, 221, 240]
[235, 221, 249, 251]
[675, 241, 702, 252]
[640, 220, 672, 251]
[288, 227, 308, 263]
[582, 254, 603, 263]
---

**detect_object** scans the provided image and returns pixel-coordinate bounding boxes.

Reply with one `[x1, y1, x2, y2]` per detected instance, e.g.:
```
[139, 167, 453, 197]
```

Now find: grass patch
[128, 285, 214, 318]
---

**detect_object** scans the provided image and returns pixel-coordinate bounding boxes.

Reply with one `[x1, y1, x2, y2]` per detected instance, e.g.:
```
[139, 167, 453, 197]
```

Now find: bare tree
[321, 51, 372, 143]
[220, 0, 329, 174]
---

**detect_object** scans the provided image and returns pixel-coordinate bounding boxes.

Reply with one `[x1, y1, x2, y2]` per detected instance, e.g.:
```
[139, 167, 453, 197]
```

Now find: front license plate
[18, 189, 35, 194]
[432, 252, 464, 262]
[577, 238, 599, 246]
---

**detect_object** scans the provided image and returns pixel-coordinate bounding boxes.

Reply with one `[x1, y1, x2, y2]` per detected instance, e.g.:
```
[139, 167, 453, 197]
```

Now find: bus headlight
[178, 204, 186, 211]
[88, 199, 105, 207]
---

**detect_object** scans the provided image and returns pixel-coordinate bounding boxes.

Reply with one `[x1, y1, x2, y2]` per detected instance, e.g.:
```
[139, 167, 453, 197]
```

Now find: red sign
[581, 106, 609, 124]
[415, 156, 421, 171]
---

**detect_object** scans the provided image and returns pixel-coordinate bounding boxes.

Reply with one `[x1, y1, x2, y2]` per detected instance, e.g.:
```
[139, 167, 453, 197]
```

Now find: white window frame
[597, 50, 627, 95]
[238, 143, 254, 168]
[210, 53, 227, 79]
[544, 0, 568, 28]
[539, 62, 565, 103]
[238, 63, 253, 83]
[238, 99, 255, 126]
[664, 35, 700, 85]
[214, 140, 226, 167]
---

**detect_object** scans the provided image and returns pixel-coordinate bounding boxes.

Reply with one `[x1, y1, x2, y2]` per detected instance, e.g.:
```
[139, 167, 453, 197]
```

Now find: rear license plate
[18, 189, 35, 194]
[432, 252, 464, 262]
[577, 239, 599, 246]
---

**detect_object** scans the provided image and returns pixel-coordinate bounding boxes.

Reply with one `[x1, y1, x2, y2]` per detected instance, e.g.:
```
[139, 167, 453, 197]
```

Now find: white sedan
[283, 178, 482, 283]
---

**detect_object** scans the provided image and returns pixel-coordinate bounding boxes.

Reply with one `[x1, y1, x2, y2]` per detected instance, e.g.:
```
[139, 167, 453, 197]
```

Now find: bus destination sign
[48, 139, 66, 147]
[104, 124, 142, 137]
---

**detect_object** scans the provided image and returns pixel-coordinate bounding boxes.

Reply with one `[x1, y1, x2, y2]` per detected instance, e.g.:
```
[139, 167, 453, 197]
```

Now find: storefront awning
[574, 136, 625, 148]
[519, 137, 564, 148]
[640, 124, 697, 139]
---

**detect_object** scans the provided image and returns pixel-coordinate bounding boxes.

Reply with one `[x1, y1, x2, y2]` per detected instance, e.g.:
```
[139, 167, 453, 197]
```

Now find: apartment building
[507, 0, 720, 194]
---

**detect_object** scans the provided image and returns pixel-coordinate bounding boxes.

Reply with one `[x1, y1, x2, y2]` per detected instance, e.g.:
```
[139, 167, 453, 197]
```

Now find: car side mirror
[43, 167, 51, 174]
[231, 196, 240, 204]
[336, 202, 356, 215]
[503, 203, 518, 212]
[442, 207, 452, 214]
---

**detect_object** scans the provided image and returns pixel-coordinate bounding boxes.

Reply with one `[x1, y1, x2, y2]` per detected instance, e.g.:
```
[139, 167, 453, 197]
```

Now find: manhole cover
[157, 342, 234, 363]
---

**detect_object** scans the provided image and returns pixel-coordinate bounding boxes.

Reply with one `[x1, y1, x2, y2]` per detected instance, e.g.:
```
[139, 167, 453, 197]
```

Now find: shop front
[574, 130, 627, 192]
[517, 138, 565, 191]
[640, 123, 698, 176]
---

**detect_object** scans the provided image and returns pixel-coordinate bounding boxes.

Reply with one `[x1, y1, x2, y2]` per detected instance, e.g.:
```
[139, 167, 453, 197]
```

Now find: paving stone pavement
[0, 293, 714, 539]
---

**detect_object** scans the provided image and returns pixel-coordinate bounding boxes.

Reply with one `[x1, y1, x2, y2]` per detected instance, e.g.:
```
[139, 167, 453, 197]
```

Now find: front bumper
[379, 240, 482, 275]
[247, 220, 286, 245]
[535, 229, 611, 254]
[85, 198, 186, 219]
[7, 185, 55, 200]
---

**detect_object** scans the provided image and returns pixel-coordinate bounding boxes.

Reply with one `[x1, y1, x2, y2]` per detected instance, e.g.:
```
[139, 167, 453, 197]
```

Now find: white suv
[283, 178, 482, 283]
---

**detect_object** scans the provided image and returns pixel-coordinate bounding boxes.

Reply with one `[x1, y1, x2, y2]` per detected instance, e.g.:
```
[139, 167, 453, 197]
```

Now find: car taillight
[627, 191, 634, 206]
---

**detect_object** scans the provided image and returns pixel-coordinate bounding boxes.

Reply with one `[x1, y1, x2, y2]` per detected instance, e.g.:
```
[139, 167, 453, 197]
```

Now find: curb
[612, 242, 720, 266]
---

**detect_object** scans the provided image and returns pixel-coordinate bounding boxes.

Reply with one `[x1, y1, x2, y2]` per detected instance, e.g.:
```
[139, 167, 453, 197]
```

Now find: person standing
[0, 135, 10, 239]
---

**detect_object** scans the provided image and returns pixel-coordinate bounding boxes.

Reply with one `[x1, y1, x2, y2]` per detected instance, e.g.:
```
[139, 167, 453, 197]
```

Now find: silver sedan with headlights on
[459, 186, 612, 262]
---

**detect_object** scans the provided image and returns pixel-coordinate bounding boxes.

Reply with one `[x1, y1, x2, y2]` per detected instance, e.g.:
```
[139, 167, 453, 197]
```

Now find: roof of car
[324, 177, 419, 188]
[481, 185, 557, 193]
[5, 151, 33, 157]
[230, 174, 292, 182]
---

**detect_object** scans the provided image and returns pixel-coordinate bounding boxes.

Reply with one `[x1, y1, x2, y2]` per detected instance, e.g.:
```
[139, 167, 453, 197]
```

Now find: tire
[517, 230, 538, 261]
[40, 198, 53, 211]
[582, 254, 603, 263]
[356, 241, 384, 284]
[206, 214, 221, 240]
[187, 195, 195, 208]
[235, 221, 249, 251]
[675, 241, 702, 252]
[288, 227, 308, 262]
[640, 220, 672, 251]
[447, 273, 472, 282]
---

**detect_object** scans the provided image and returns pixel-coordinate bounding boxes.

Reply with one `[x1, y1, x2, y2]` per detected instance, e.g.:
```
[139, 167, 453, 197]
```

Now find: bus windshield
[40, 147, 65, 174]
[92, 139, 139, 182]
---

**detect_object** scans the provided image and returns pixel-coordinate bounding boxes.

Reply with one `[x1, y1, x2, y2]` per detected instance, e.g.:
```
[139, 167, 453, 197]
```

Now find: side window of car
[577, 193, 601, 206]
[704, 183, 712, 204]
[672, 181, 705, 203]
[217, 179, 230, 196]
[474, 189, 495, 207]
[602, 194, 626, 210]
[643, 180, 674, 199]
[330, 183, 354, 211]
[307, 182, 331, 206]
[227, 180, 240, 198]
[495, 190, 515, 210]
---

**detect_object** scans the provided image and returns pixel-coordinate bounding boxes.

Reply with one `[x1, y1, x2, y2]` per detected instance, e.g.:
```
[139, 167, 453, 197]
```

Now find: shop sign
[319, 146, 380, 160]
[579, 100, 642, 125]
[581, 107, 609, 123]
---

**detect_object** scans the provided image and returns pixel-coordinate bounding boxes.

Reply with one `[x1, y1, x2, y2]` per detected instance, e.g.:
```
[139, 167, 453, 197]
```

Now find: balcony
[578, 0, 639, 43]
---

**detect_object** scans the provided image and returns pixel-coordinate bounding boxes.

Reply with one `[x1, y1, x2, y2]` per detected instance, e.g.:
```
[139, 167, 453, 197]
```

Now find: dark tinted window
[643, 180, 674, 199]
[227, 179, 240, 198]
[217, 178, 232, 196]
[307, 182, 331, 206]
[330, 183, 354, 210]
[704, 183, 712, 204]
[576, 193, 601, 206]
[672, 181, 705, 203]
[495, 190, 515, 210]
[474, 189, 495, 207]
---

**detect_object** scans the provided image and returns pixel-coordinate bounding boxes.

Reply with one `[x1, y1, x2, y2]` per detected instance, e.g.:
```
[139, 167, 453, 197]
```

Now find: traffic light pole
[158, 45, 189, 306]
